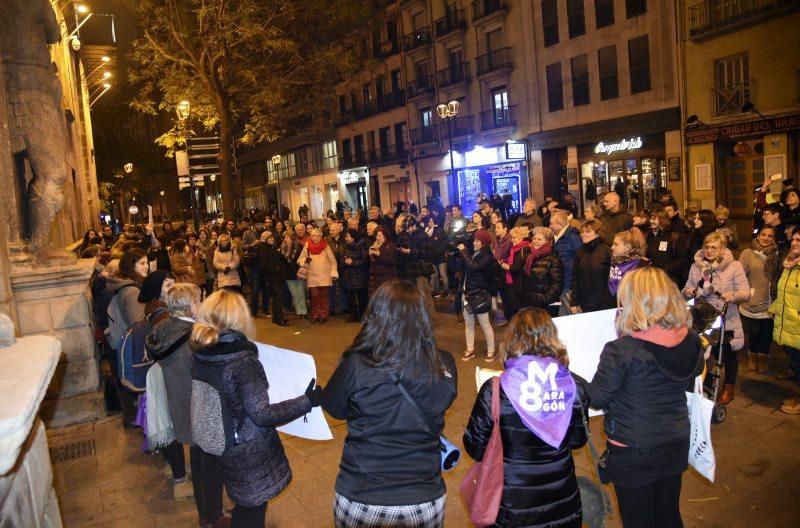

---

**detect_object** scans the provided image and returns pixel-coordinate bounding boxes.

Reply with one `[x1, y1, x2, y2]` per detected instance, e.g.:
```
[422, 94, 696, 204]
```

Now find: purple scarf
[500, 355, 576, 449]
[608, 258, 643, 296]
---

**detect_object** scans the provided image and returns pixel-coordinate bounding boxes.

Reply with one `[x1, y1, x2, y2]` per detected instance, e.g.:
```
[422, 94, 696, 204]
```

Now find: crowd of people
[78, 176, 800, 527]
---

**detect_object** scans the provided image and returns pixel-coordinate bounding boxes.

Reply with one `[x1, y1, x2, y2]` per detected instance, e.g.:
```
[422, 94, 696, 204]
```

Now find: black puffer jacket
[192, 333, 312, 507]
[587, 331, 704, 449]
[464, 377, 588, 528]
[571, 238, 615, 312]
[460, 247, 495, 293]
[646, 228, 692, 288]
[342, 239, 369, 290]
[256, 242, 287, 280]
[396, 229, 430, 280]
[518, 251, 563, 309]
[321, 350, 457, 506]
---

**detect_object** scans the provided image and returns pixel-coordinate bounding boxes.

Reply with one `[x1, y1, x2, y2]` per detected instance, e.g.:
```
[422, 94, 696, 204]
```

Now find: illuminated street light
[124, 163, 134, 174]
[67, 6, 93, 40]
[85, 56, 111, 79]
[176, 100, 191, 120]
[436, 100, 460, 204]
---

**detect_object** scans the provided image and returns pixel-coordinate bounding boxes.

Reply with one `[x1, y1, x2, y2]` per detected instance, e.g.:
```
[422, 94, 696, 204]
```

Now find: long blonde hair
[500, 308, 569, 366]
[615, 267, 691, 335]
[190, 290, 254, 348]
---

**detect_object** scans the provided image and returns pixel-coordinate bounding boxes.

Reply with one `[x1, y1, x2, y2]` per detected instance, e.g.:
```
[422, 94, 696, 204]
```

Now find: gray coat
[147, 316, 194, 445]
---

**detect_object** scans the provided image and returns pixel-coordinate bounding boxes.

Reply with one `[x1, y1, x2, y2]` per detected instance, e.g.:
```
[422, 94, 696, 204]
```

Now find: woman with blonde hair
[589, 267, 704, 528]
[683, 231, 750, 404]
[464, 308, 588, 527]
[608, 228, 648, 301]
[297, 228, 338, 323]
[191, 290, 321, 527]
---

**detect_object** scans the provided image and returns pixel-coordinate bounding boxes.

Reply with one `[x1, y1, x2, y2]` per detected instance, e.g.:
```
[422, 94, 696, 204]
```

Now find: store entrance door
[721, 143, 763, 218]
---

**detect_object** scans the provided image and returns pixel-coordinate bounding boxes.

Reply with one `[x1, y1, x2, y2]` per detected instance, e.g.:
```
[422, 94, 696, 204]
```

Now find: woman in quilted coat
[191, 290, 322, 527]
[213, 234, 241, 292]
[518, 227, 563, 315]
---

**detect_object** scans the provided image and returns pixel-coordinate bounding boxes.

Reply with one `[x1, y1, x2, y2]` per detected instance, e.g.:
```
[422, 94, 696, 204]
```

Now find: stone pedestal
[0, 335, 62, 527]
[9, 259, 105, 427]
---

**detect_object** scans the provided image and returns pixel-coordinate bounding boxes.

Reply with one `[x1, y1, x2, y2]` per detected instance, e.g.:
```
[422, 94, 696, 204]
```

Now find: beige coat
[298, 243, 338, 288]
[213, 248, 241, 288]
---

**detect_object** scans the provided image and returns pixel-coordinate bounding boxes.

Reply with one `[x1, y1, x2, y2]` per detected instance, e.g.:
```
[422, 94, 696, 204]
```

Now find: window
[286, 152, 297, 178]
[571, 55, 590, 106]
[394, 123, 408, 154]
[367, 132, 376, 160]
[338, 95, 346, 116]
[541, 0, 559, 47]
[491, 87, 510, 127]
[415, 61, 429, 78]
[378, 127, 390, 155]
[420, 108, 433, 128]
[375, 75, 386, 98]
[342, 138, 352, 163]
[546, 62, 564, 112]
[362, 83, 372, 101]
[713, 54, 750, 116]
[350, 91, 357, 108]
[390, 69, 402, 92]
[323, 141, 338, 170]
[567, 0, 586, 39]
[595, 0, 614, 29]
[628, 35, 650, 93]
[448, 48, 464, 66]
[371, 29, 382, 58]
[626, 0, 646, 18]
[598, 46, 619, 100]
[354, 135, 365, 163]
[266, 159, 278, 182]
[486, 28, 503, 53]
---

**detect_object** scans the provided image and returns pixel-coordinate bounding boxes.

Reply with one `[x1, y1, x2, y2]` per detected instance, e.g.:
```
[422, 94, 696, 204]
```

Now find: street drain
[49, 439, 96, 463]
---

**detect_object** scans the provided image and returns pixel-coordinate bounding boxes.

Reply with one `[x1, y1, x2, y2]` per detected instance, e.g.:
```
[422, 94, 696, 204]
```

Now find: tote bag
[687, 375, 715, 482]
[460, 376, 504, 527]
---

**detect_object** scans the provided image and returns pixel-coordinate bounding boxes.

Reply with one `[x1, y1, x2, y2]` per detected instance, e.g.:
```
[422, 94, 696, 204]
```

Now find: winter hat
[473, 229, 492, 247]
[138, 270, 172, 303]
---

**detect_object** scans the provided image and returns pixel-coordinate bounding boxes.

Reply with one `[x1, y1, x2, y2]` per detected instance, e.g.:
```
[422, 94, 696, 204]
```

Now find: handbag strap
[490, 376, 500, 423]
[389, 372, 438, 437]
[576, 394, 605, 470]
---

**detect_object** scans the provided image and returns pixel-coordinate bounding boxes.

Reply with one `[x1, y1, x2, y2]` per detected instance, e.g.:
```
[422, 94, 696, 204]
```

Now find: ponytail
[191, 322, 219, 349]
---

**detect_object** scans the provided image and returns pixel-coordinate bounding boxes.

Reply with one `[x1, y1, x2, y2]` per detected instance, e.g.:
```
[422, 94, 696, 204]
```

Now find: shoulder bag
[459, 376, 503, 527]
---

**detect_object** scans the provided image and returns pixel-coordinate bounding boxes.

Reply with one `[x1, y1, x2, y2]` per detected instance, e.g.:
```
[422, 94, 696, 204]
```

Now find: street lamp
[175, 100, 201, 229]
[436, 100, 460, 205]
[271, 155, 282, 219]
[176, 100, 191, 121]
[89, 83, 111, 108]
[85, 55, 111, 79]
[124, 162, 134, 174]
[67, 5, 93, 40]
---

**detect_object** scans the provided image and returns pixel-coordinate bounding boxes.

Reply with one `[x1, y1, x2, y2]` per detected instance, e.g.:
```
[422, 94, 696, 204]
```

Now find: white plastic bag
[686, 375, 715, 482]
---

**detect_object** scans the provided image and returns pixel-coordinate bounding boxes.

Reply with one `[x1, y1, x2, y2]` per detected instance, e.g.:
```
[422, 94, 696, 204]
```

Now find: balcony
[688, 0, 798, 38]
[410, 125, 439, 146]
[402, 27, 431, 53]
[441, 115, 474, 139]
[437, 62, 471, 88]
[380, 38, 401, 58]
[472, 0, 509, 24]
[406, 75, 435, 99]
[476, 47, 513, 76]
[337, 90, 406, 124]
[480, 106, 517, 131]
[434, 9, 466, 39]
[709, 79, 755, 118]
[377, 90, 406, 111]
[367, 143, 408, 166]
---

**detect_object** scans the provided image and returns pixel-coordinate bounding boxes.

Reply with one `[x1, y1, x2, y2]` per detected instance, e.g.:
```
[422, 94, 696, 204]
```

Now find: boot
[718, 384, 735, 405]
[757, 354, 769, 375]
[747, 353, 758, 372]
[173, 478, 194, 500]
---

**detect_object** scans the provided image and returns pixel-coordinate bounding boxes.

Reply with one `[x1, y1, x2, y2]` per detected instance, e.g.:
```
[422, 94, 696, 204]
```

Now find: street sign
[187, 136, 221, 177]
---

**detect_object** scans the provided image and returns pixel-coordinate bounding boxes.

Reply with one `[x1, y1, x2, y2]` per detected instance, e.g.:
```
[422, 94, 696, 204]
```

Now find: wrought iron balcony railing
[434, 9, 466, 37]
[688, 0, 796, 37]
[406, 75, 435, 99]
[476, 47, 513, 76]
[441, 115, 474, 139]
[709, 79, 755, 117]
[411, 125, 439, 145]
[437, 62, 471, 88]
[402, 27, 432, 52]
[472, 0, 509, 22]
[480, 106, 517, 130]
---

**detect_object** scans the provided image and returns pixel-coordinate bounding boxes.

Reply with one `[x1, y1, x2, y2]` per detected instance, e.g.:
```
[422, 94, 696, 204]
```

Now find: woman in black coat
[341, 228, 369, 322]
[322, 281, 457, 527]
[570, 220, 615, 313]
[191, 290, 322, 527]
[367, 226, 397, 295]
[256, 232, 289, 326]
[459, 230, 497, 362]
[464, 308, 588, 528]
[519, 227, 563, 314]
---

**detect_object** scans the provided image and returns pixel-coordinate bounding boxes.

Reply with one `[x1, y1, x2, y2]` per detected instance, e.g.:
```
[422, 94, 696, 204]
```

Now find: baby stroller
[690, 298, 732, 424]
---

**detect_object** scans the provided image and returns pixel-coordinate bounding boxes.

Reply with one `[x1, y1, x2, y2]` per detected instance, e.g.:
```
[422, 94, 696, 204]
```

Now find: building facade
[682, 0, 800, 217]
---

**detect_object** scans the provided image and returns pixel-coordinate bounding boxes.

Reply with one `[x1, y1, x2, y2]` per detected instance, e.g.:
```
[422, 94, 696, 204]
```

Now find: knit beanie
[138, 270, 171, 303]
[473, 229, 492, 247]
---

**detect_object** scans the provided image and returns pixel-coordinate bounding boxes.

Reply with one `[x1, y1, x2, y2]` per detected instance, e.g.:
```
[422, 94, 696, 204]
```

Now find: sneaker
[173, 478, 194, 500]
[780, 397, 800, 414]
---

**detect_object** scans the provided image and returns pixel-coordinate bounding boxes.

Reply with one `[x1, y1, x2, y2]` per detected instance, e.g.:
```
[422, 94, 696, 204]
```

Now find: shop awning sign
[685, 115, 800, 145]
[505, 142, 526, 159]
[594, 137, 643, 156]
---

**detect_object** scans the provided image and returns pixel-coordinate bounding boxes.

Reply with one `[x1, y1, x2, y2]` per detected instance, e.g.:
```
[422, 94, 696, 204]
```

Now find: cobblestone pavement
[48, 301, 800, 527]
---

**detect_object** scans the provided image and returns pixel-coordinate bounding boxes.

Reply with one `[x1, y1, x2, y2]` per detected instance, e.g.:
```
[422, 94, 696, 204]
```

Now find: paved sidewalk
[48, 304, 800, 527]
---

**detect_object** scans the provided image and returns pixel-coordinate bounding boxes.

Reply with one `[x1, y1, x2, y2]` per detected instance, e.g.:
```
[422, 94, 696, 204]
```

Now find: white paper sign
[255, 342, 333, 441]
[147, 205, 154, 227]
[553, 309, 619, 416]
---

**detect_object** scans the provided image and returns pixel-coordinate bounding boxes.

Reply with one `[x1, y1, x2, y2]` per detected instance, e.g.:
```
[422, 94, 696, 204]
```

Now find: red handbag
[460, 376, 504, 527]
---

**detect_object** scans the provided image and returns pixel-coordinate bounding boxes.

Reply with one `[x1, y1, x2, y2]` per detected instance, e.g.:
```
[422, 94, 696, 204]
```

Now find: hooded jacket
[684, 248, 751, 350]
[105, 276, 143, 349]
[147, 316, 194, 444]
[192, 332, 312, 507]
[588, 329, 704, 449]
[464, 371, 588, 528]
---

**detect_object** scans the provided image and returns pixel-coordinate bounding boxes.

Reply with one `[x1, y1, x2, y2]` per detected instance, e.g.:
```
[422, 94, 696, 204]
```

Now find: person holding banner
[463, 307, 589, 528]
[588, 267, 704, 528]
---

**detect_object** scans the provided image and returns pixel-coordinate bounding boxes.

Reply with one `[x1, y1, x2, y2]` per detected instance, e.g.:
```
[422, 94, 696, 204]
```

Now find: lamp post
[176, 100, 201, 230]
[436, 100, 460, 205]
[272, 154, 282, 218]
[159, 190, 166, 220]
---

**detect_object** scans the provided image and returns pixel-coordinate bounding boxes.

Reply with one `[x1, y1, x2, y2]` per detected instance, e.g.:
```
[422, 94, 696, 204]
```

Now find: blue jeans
[286, 280, 307, 315]
[786, 346, 800, 383]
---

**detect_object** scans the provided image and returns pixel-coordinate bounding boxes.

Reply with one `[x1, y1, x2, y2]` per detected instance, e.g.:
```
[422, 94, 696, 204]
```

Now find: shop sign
[505, 142, 526, 159]
[594, 137, 644, 155]
[485, 162, 521, 178]
[341, 172, 363, 185]
[685, 115, 800, 145]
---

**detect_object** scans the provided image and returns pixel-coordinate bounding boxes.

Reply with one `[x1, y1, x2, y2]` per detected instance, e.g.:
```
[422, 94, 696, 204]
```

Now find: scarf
[307, 238, 328, 255]
[145, 363, 175, 450]
[500, 355, 576, 449]
[608, 258, 643, 295]
[751, 238, 779, 279]
[524, 243, 553, 275]
[505, 240, 530, 283]
[698, 256, 724, 296]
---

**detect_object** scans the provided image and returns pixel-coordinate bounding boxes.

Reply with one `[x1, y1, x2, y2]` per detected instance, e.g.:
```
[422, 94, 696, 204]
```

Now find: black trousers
[741, 315, 774, 355]
[262, 276, 284, 322]
[250, 267, 269, 314]
[614, 473, 683, 528]
[162, 441, 186, 480]
[345, 287, 368, 317]
[232, 502, 268, 528]
[190, 445, 224, 525]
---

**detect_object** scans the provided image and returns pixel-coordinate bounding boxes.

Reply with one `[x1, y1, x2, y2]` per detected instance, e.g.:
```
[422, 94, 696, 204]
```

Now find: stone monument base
[9, 259, 105, 428]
